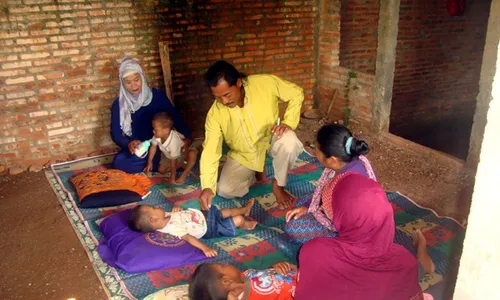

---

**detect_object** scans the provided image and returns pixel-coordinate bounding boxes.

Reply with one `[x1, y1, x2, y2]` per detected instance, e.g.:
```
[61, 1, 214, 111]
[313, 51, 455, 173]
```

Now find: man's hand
[128, 140, 142, 154]
[199, 188, 214, 210]
[271, 123, 291, 137]
[272, 262, 297, 275]
[285, 206, 308, 222]
[171, 206, 183, 213]
[202, 247, 218, 257]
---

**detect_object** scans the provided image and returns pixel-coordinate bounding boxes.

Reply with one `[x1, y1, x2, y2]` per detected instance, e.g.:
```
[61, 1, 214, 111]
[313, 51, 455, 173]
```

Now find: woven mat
[45, 152, 464, 299]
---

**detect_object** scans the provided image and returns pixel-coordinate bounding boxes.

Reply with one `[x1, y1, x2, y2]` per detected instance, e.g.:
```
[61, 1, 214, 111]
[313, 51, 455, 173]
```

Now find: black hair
[189, 263, 227, 300]
[316, 123, 369, 162]
[128, 205, 154, 232]
[204, 60, 247, 87]
[152, 111, 173, 129]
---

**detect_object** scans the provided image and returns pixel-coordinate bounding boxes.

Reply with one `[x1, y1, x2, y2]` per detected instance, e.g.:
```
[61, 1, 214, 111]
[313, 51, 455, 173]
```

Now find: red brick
[265, 49, 283, 55]
[8, 6, 40, 14]
[37, 72, 65, 80]
[258, 32, 277, 38]
[39, 94, 56, 102]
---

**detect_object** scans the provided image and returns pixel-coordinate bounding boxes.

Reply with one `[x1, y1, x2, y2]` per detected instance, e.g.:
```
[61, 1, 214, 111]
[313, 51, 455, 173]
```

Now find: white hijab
[118, 57, 153, 136]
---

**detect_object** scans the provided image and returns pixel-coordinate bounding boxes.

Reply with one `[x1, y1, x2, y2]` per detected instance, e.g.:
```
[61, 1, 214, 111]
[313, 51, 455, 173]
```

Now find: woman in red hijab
[294, 173, 424, 300]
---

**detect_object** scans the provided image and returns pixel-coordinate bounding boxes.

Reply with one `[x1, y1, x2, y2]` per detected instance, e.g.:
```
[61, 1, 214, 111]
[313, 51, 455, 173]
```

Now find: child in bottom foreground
[189, 261, 297, 300]
[128, 199, 257, 257]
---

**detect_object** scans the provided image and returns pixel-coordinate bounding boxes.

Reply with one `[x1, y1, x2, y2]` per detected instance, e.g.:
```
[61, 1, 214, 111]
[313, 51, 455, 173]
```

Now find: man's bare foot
[412, 230, 435, 274]
[241, 220, 258, 230]
[272, 179, 294, 209]
[243, 199, 255, 216]
[256, 171, 267, 183]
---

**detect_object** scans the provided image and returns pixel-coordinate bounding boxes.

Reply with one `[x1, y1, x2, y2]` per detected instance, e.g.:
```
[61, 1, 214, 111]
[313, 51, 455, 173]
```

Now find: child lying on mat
[144, 111, 197, 185]
[189, 261, 297, 300]
[128, 200, 257, 257]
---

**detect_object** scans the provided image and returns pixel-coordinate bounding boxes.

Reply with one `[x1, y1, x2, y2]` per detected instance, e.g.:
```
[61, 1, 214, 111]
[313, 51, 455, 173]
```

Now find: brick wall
[339, 0, 379, 74]
[317, 0, 376, 129]
[329, 67, 375, 128]
[390, 0, 491, 157]
[0, 0, 316, 173]
[0, 0, 164, 173]
[157, 0, 316, 135]
[317, 0, 341, 114]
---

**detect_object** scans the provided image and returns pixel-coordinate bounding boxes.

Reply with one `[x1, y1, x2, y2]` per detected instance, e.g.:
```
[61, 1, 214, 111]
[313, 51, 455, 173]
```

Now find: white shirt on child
[158, 208, 207, 239]
[152, 129, 185, 159]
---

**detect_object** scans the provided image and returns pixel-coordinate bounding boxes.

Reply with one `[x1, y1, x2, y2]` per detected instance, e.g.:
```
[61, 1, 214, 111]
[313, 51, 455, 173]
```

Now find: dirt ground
[0, 172, 106, 300]
[0, 118, 474, 300]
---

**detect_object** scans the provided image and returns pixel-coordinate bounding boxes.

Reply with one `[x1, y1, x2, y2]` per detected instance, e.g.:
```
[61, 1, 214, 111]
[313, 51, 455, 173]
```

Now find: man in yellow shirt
[199, 60, 304, 210]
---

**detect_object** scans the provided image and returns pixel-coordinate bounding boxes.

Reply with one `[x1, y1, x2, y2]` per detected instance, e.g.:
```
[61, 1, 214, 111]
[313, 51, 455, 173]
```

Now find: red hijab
[294, 173, 422, 300]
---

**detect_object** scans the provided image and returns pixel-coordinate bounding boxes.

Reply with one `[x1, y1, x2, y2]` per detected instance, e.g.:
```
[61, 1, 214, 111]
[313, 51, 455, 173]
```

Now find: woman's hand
[143, 161, 153, 173]
[128, 140, 142, 154]
[285, 206, 308, 222]
[272, 262, 297, 275]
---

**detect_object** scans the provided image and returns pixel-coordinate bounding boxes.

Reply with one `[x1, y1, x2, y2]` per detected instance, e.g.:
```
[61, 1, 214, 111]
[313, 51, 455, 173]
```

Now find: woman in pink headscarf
[294, 173, 424, 300]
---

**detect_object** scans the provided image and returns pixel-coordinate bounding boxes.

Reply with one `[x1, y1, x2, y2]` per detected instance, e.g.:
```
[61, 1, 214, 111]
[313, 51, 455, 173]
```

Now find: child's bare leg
[411, 230, 435, 274]
[220, 199, 255, 218]
[176, 150, 197, 184]
[164, 158, 177, 184]
[158, 158, 170, 174]
[232, 215, 258, 230]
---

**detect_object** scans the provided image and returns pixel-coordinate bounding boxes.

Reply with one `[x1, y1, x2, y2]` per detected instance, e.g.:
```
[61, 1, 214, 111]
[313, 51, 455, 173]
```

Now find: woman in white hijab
[111, 57, 192, 173]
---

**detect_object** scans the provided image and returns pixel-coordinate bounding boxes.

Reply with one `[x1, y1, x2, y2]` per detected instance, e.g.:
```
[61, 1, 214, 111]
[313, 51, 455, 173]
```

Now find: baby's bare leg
[232, 215, 258, 230]
[176, 150, 197, 184]
[158, 158, 171, 174]
[220, 199, 255, 218]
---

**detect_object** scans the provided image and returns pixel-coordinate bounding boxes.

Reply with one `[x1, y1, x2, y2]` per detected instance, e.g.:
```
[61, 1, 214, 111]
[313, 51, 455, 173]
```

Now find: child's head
[128, 205, 166, 232]
[189, 263, 242, 300]
[315, 123, 369, 170]
[152, 112, 174, 139]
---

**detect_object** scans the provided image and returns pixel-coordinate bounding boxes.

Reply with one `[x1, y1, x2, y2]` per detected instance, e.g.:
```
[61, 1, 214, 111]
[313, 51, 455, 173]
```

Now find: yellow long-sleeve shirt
[200, 74, 304, 194]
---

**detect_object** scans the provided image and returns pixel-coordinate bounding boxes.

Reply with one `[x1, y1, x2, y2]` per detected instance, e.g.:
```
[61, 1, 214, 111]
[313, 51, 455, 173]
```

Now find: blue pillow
[97, 210, 208, 273]
[79, 190, 142, 208]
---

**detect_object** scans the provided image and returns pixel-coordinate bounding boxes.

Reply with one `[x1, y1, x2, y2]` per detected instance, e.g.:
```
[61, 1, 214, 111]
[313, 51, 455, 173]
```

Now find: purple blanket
[98, 210, 207, 273]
